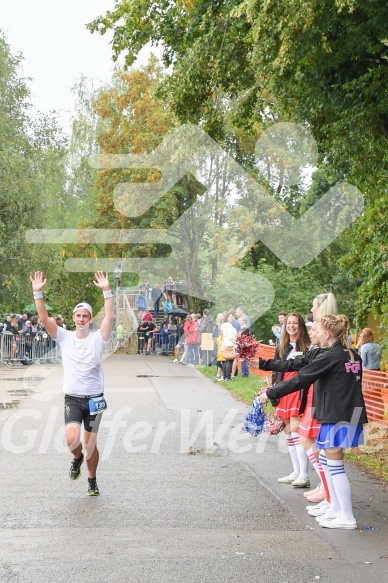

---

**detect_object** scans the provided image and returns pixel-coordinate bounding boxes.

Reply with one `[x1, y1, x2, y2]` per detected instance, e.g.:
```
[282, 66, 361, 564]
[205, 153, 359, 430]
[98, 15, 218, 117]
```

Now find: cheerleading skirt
[275, 371, 301, 418]
[298, 385, 320, 438]
[316, 422, 364, 449]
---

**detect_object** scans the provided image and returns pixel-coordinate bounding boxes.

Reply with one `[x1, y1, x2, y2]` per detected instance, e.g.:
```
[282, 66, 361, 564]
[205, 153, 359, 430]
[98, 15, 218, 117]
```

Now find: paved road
[0, 355, 387, 583]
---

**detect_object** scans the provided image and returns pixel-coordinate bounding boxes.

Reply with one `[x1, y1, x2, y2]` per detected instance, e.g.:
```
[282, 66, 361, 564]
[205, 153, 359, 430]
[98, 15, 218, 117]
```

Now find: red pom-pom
[234, 333, 260, 361]
[265, 414, 285, 436]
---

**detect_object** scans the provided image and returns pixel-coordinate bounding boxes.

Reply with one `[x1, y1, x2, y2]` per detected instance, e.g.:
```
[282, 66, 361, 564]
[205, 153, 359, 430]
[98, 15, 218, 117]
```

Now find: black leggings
[223, 359, 233, 380]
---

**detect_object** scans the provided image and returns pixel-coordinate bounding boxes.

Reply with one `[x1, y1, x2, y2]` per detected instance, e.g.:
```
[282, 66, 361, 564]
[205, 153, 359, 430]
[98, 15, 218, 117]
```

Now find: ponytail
[315, 292, 339, 318]
[319, 314, 350, 349]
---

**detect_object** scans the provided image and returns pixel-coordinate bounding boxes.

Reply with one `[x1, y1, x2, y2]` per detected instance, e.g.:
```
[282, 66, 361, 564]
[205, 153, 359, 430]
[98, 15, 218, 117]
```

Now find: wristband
[33, 291, 43, 299]
[103, 289, 113, 298]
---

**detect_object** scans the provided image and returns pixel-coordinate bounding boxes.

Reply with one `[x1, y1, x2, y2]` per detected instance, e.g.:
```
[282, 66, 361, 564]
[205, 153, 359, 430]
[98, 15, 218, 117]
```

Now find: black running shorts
[64, 394, 102, 433]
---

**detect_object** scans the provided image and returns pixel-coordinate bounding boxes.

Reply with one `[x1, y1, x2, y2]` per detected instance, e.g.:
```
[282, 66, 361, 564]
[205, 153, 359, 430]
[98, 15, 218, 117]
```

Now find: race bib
[88, 395, 107, 415]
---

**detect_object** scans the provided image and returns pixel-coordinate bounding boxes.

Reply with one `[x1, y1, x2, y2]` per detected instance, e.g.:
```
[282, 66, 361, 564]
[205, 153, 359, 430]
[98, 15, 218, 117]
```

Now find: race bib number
[88, 395, 107, 415]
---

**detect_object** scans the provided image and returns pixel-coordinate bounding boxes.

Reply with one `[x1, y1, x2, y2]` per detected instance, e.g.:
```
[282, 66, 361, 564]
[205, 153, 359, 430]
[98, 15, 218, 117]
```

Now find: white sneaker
[307, 500, 330, 516]
[316, 511, 340, 523]
[306, 499, 329, 511]
[278, 471, 298, 484]
[292, 475, 310, 488]
[319, 516, 357, 530]
[172, 359, 178, 363]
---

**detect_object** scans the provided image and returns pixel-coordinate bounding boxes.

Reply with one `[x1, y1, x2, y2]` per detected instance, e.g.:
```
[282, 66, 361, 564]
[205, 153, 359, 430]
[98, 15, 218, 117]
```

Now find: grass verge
[345, 428, 388, 484]
[197, 365, 268, 405]
[198, 364, 388, 484]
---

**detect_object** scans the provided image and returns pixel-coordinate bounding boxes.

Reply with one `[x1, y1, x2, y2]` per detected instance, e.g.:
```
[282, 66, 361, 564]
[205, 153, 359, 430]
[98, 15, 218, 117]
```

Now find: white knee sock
[307, 448, 322, 480]
[286, 434, 300, 475]
[327, 459, 354, 520]
[293, 433, 309, 477]
[319, 452, 340, 514]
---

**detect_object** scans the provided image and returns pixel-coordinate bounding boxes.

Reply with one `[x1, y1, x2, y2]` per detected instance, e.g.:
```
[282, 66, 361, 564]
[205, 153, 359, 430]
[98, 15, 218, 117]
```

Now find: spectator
[142, 309, 153, 322]
[199, 309, 215, 366]
[18, 313, 29, 333]
[164, 296, 173, 314]
[358, 328, 381, 370]
[221, 311, 238, 381]
[229, 309, 241, 332]
[272, 311, 287, 343]
[151, 284, 162, 316]
[172, 317, 187, 363]
[213, 313, 225, 379]
[160, 323, 171, 355]
[23, 320, 35, 361]
[56, 315, 66, 329]
[145, 318, 158, 354]
[137, 319, 148, 354]
[237, 316, 251, 378]
[136, 292, 148, 318]
[183, 313, 200, 366]
[235, 306, 251, 328]
[305, 313, 313, 327]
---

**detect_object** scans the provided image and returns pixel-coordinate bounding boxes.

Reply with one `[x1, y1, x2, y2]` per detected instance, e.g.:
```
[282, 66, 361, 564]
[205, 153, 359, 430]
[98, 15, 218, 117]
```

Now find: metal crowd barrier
[131, 331, 182, 355]
[0, 330, 115, 365]
[0, 332, 62, 365]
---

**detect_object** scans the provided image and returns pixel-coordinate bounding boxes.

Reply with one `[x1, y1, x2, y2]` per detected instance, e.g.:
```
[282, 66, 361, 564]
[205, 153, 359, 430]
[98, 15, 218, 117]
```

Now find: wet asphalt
[0, 354, 387, 583]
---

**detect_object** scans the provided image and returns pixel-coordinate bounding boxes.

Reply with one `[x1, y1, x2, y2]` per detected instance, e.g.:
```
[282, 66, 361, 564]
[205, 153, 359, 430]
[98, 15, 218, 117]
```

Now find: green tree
[0, 32, 69, 312]
[88, 1, 388, 333]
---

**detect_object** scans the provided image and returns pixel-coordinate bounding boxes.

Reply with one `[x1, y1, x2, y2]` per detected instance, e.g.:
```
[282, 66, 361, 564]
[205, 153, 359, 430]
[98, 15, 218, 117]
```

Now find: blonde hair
[216, 313, 224, 325]
[314, 293, 338, 318]
[319, 314, 349, 347]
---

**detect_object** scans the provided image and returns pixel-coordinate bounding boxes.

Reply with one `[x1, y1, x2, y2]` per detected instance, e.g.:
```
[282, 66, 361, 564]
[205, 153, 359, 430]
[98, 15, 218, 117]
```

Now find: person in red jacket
[183, 313, 200, 366]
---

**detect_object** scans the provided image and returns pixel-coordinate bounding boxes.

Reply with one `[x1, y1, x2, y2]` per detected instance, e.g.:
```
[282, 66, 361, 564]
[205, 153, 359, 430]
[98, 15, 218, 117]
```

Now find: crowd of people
[0, 312, 66, 364]
[136, 278, 187, 317]
[135, 305, 252, 378]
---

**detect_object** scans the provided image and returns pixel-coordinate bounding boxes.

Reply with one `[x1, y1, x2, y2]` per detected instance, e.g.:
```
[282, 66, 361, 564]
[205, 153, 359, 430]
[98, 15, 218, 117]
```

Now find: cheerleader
[311, 292, 338, 320]
[259, 322, 330, 503]
[260, 313, 311, 487]
[259, 315, 367, 529]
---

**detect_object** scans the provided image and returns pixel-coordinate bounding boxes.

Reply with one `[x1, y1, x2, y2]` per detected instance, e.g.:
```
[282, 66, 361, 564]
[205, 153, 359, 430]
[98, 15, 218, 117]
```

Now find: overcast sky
[1, 1, 153, 132]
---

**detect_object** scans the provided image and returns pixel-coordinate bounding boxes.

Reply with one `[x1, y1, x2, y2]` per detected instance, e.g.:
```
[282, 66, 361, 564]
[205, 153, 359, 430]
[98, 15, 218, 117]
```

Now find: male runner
[30, 271, 114, 496]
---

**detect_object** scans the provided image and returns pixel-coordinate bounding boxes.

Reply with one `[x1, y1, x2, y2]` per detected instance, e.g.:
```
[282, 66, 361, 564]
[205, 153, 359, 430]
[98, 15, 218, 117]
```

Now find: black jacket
[266, 341, 368, 425]
[260, 343, 304, 385]
[260, 345, 321, 414]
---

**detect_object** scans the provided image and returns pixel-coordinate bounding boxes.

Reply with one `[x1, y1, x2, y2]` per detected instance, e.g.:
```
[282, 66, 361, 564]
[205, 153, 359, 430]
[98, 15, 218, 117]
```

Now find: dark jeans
[241, 361, 249, 377]
[223, 359, 233, 380]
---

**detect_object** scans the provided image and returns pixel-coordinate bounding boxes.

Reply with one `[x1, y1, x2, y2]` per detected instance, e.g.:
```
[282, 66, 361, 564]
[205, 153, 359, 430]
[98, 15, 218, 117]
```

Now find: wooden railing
[240, 344, 388, 425]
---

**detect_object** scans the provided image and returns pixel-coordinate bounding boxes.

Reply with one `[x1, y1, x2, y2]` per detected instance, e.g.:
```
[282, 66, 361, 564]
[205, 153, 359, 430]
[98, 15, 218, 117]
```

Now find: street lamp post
[114, 266, 122, 332]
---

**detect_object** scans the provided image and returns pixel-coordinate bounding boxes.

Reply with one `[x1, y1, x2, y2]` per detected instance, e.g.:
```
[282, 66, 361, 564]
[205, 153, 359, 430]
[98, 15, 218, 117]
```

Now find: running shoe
[319, 516, 356, 529]
[307, 500, 331, 516]
[306, 499, 328, 510]
[87, 478, 100, 496]
[69, 453, 84, 480]
[292, 475, 310, 488]
[278, 471, 298, 483]
[303, 482, 322, 498]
